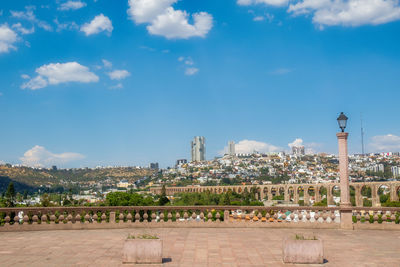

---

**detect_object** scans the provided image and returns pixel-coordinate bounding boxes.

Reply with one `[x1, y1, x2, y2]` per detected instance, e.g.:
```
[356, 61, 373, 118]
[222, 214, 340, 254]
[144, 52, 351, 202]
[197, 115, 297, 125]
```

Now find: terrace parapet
[0, 206, 399, 231]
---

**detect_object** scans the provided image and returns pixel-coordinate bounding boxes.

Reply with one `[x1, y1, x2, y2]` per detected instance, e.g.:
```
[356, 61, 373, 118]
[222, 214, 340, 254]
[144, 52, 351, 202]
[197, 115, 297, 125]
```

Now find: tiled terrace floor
[1, 228, 399, 266]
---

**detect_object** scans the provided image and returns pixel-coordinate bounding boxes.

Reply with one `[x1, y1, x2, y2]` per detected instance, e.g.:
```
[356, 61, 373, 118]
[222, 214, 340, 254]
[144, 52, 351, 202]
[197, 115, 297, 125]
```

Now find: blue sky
[1, 0, 400, 168]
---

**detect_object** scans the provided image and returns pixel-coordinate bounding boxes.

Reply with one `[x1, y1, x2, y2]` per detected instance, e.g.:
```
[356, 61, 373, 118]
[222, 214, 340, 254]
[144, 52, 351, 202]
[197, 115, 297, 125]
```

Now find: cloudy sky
[1, 0, 400, 168]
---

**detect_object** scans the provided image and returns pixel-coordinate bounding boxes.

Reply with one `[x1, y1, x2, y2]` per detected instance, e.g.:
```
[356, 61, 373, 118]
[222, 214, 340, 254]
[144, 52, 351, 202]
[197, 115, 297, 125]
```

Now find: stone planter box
[122, 238, 162, 264]
[282, 237, 323, 264]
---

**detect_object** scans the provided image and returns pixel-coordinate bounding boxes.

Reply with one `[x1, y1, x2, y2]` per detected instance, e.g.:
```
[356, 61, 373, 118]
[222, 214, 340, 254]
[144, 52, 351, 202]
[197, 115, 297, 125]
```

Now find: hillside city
[1, 138, 399, 206]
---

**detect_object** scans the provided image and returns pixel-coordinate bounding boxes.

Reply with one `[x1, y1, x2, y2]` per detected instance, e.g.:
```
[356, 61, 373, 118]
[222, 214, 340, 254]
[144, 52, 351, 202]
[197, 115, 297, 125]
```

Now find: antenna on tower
[361, 114, 365, 155]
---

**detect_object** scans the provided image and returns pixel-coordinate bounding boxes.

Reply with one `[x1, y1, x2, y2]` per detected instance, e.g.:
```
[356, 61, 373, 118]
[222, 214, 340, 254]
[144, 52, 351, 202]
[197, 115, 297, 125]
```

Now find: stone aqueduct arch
[150, 181, 400, 207]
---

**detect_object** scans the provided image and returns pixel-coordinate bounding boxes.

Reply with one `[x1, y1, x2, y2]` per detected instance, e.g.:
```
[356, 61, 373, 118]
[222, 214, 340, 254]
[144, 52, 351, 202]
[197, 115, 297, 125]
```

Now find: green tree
[158, 185, 170, 206]
[40, 193, 51, 207]
[5, 182, 16, 207]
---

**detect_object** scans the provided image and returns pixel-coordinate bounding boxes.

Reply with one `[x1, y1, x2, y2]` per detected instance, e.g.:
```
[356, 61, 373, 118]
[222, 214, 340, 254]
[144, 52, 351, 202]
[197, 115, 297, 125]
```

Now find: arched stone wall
[152, 181, 400, 207]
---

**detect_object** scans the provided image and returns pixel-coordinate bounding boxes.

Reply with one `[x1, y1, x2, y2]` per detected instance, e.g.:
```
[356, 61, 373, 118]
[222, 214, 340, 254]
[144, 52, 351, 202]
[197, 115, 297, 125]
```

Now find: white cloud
[107, 69, 130, 80]
[234, 139, 281, 154]
[253, 16, 265, 21]
[237, 0, 289, 6]
[12, 23, 34, 35]
[21, 75, 48, 90]
[185, 67, 199, 76]
[128, 0, 176, 23]
[10, 8, 53, 31]
[59, 1, 87, 11]
[21, 74, 30, 79]
[288, 138, 322, 154]
[20, 145, 85, 167]
[0, 92, 3, 96]
[109, 83, 123, 89]
[102, 59, 112, 68]
[128, 0, 213, 39]
[178, 56, 194, 65]
[178, 56, 199, 75]
[21, 62, 99, 90]
[81, 14, 113, 36]
[369, 134, 400, 152]
[148, 8, 213, 39]
[54, 18, 79, 32]
[0, 24, 17, 53]
[288, 0, 400, 27]
[288, 138, 304, 148]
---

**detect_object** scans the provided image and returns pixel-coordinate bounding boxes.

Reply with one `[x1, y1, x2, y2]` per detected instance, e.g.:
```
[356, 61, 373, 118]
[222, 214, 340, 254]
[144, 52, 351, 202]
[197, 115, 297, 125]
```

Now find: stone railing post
[224, 210, 230, 222]
[110, 212, 116, 223]
[337, 132, 352, 229]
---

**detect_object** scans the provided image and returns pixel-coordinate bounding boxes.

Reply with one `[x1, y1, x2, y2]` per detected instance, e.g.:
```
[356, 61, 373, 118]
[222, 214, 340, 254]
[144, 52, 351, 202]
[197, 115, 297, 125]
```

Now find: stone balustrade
[0, 206, 399, 231]
[151, 181, 400, 207]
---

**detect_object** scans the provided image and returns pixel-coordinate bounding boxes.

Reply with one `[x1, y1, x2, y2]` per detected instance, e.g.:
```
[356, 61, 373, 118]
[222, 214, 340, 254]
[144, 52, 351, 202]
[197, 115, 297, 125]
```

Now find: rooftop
[2, 228, 399, 266]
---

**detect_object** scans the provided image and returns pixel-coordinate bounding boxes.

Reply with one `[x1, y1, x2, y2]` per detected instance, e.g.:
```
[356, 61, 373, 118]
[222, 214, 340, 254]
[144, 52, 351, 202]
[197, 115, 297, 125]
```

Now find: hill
[0, 165, 155, 192]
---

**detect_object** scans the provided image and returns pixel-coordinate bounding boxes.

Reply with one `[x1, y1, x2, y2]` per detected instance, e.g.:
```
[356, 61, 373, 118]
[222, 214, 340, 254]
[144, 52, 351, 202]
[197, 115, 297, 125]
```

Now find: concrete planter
[122, 238, 162, 264]
[282, 237, 323, 264]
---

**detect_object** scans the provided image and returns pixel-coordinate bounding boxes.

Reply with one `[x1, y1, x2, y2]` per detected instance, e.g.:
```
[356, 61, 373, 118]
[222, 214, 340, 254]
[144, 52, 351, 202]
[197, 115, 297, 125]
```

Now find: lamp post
[336, 112, 352, 229]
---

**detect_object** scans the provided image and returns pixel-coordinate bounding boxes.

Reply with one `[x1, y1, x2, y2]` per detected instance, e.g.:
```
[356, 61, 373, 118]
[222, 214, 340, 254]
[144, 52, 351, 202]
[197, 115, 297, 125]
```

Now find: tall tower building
[191, 136, 205, 162]
[228, 141, 235, 156]
[292, 146, 305, 156]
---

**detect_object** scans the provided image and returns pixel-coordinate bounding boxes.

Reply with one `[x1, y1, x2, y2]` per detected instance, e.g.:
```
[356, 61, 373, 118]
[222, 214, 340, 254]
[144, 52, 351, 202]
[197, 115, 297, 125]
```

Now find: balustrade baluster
[355, 212, 360, 222]
[50, 214, 56, 224]
[160, 212, 165, 222]
[41, 214, 47, 224]
[13, 215, 19, 225]
[298, 212, 303, 222]
[199, 212, 204, 221]
[75, 214, 81, 223]
[143, 211, 149, 222]
[266, 212, 271, 222]
[207, 212, 212, 222]
[249, 212, 254, 222]
[119, 213, 124, 223]
[216, 211, 221, 222]
[32, 214, 38, 225]
[85, 213, 91, 223]
[330, 212, 335, 223]
[373, 212, 379, 223]
[290, 212, 295, 222]
[135, 211, 140, 223]
[390, 212, 396, 222]
[92, 213, 98, 223]
[167, 211, 172, 222]
[101, 213, 106, 223]
[23, 215, 29, 225]
[151, 211, 156, 222]
[191, 211, 197, 221]
[314, 211, 320, 222]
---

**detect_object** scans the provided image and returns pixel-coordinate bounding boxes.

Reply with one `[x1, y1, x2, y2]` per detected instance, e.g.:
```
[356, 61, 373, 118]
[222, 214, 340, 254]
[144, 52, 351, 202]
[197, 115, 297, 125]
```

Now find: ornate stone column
[294, 187, 299, 204]
[371, 185, 379, 207]
[315, 187, 321, 203]
[260, 189, 265, 200]
[284, 186, 290, 203]
[337, 132, 352, 229]
[304, 186, 310, 206]
[355, 186, 362, 207]
[327, 185, 334, 206]
[390, 185, 399, 202]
